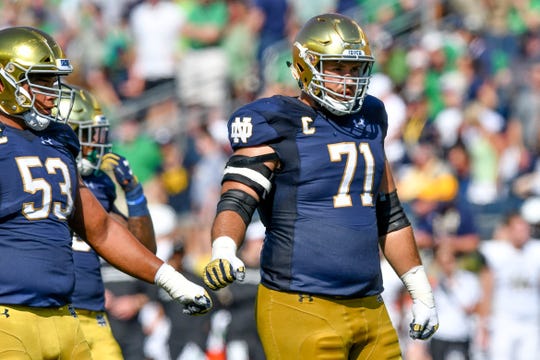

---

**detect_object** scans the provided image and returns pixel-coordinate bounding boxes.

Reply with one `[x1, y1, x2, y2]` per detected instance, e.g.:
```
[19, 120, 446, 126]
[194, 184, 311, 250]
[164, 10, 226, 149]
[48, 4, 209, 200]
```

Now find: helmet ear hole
[290, 66, 299, 80]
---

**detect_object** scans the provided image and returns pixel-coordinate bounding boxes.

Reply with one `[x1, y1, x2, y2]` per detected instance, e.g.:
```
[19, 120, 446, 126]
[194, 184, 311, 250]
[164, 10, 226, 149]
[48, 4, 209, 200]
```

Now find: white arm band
[400, 265, 435, 308]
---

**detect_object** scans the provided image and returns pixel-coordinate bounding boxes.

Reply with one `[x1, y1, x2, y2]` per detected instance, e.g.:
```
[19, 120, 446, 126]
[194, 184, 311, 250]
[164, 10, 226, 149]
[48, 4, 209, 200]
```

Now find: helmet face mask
[76, 115, 111, 176]
[56, 86, 112, 176]
[291, 14, 374, 115]
[0, 26, 73, 130]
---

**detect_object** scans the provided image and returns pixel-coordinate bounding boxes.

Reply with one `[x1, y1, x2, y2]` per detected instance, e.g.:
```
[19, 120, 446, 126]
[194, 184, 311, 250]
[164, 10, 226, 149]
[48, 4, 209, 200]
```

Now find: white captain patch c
[301, 116, 315, 135]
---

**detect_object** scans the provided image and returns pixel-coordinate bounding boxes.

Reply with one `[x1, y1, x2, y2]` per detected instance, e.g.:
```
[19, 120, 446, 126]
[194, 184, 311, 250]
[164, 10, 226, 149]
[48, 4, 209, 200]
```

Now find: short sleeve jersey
[0, 122, 79, 307]
[228, 95, 389, 297]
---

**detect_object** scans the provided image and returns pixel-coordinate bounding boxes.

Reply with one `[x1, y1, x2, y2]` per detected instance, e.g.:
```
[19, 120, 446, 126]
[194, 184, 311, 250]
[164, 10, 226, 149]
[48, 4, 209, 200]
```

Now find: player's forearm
[380, 225, 423, 277]
[211, 210, 246, 247]
[93, 216, 163, 283]
[127, 215, 157, 254]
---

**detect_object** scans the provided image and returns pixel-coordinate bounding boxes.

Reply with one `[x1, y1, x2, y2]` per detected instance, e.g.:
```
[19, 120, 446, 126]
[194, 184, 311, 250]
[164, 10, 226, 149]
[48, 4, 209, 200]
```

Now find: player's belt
[75, 308, 103, 316]
[0, 304, 78, 317]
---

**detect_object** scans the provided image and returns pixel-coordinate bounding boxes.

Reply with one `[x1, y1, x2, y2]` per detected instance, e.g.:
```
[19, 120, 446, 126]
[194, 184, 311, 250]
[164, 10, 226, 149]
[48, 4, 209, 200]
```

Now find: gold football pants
[0, 304, 92, 359]
[256, 284, 402, 360]
[76, 308, 124, 360]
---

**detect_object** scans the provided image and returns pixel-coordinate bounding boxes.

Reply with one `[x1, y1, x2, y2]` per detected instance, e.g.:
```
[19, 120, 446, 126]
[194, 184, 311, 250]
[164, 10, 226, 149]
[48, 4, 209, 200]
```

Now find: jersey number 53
[16, 156, 74, 220]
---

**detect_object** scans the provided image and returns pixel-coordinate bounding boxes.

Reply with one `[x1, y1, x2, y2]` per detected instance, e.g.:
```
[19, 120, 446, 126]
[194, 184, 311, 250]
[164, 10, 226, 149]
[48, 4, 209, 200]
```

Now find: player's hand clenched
[409, 298, 439, 340]
[400, 265, 439, 340]
[203, 236, 245, 290]
[155, 263, 212, 315]
[100, 153, 139, 192]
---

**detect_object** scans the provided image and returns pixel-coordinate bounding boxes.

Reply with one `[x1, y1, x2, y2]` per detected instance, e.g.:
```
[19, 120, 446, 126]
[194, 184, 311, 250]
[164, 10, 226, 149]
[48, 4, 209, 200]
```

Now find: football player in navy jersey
[0, 26, 211, 360]
[58, 85, 156, 359]
[203, 13, 438, 359]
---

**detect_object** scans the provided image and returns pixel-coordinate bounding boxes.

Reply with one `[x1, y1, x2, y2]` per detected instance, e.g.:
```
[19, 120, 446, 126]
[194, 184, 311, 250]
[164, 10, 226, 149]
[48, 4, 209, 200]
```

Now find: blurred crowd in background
[3, 0, 540, 359]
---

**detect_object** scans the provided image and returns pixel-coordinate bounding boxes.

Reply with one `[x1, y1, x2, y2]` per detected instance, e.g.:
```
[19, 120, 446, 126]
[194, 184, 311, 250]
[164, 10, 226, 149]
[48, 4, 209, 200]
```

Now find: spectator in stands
[187, 124, 229, 272]
[368, 72, 408, 167]
[461, 79, 507, 206]
[397, 126, 459, 208]
[429, 241, 483, 360]
[123, 0, 185, 120]
[112, 117, 163, 186]
[510, 58, 540, 155]
[177, 0, 229, 125]
[222, 0, 260, 106]
[432, 71, 468, 153]
[250, 0, 290, 94]
[161, 241, 212, 360]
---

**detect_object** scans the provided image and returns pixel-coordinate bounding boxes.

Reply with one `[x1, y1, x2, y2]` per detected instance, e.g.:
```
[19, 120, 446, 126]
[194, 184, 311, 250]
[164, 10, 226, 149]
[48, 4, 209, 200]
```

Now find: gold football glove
[203, 236, 245, 291]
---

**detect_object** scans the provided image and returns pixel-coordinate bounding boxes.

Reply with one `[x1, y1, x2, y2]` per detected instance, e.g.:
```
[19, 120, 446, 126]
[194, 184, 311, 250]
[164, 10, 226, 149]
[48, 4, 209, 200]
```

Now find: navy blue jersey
[228, 95, 389, 297]
[71, 172, 117, 311]
[0, 121, 79, 307]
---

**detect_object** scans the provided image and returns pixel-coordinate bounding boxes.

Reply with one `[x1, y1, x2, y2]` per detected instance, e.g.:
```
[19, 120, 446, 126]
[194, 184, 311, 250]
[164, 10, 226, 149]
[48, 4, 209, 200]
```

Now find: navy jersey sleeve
[362, 95, 388, 140]
[46, 121, 81, 160]
[227, 97, 284, 150]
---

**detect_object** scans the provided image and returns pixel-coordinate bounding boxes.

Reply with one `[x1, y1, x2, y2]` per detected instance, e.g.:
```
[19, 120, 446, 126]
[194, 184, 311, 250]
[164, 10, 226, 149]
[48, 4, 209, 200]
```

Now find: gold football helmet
[56, 86, 111, 176]
[0, 26, 73, 130]
[291, 13, 374, 115]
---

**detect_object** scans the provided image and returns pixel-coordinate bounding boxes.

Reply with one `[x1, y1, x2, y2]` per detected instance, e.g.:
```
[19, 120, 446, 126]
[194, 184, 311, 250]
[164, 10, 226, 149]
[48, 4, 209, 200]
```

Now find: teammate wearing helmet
[202, 13, 438, 358]
[0, 26, 211, 359]
[58, 86, 157, 359]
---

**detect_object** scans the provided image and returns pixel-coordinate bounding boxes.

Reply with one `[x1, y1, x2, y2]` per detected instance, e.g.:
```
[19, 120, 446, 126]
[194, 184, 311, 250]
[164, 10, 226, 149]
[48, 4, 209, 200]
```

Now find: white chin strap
[16, 86, 51, 131]
[320, 96, 355, 116]
[22, 111, 50, 131]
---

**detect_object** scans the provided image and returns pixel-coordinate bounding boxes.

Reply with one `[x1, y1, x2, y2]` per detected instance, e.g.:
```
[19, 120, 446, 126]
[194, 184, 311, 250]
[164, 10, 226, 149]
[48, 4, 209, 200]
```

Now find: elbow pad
[222, 153, 277, 199]
[216, 189, 258, 226]
[376, 190, 410, 236]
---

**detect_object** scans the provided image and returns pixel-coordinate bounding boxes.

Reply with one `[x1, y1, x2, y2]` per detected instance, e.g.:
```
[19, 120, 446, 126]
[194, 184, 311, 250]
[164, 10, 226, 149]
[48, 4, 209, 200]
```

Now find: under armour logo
[68, 305, 77, 318]
[230, 117, 253, 144]
[96, 314, 107, 327]
[298, 294, 313, 303]
[0, 308, 9, 318]
[41, 137, 54, 145]
[0, 136, 7, 144]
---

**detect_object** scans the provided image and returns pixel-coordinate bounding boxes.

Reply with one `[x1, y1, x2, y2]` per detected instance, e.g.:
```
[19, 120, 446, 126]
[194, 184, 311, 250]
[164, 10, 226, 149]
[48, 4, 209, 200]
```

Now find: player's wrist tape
[154, 263, 190, 298]
[400, 265, 435, 308]
[125, 184, 149, 217]
[211, 236, 238, 260]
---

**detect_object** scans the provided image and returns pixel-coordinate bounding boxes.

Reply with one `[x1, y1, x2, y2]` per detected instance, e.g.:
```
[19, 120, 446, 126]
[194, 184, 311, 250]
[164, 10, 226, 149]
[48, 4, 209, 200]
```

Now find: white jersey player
[480, 212, 540, 360]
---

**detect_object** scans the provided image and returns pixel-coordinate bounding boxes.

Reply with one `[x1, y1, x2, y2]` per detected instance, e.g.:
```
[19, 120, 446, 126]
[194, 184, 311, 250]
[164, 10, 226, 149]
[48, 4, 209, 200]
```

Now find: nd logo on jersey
[230, 117, 253, 144]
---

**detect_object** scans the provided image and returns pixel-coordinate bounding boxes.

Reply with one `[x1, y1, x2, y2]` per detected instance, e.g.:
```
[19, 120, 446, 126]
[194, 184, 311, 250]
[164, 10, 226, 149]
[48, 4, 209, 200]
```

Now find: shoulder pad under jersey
[227, 95, 307, 150]
[361, 95, 388, 139]
[44, 121, 81, 159]
[83, 171, 117, 209]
